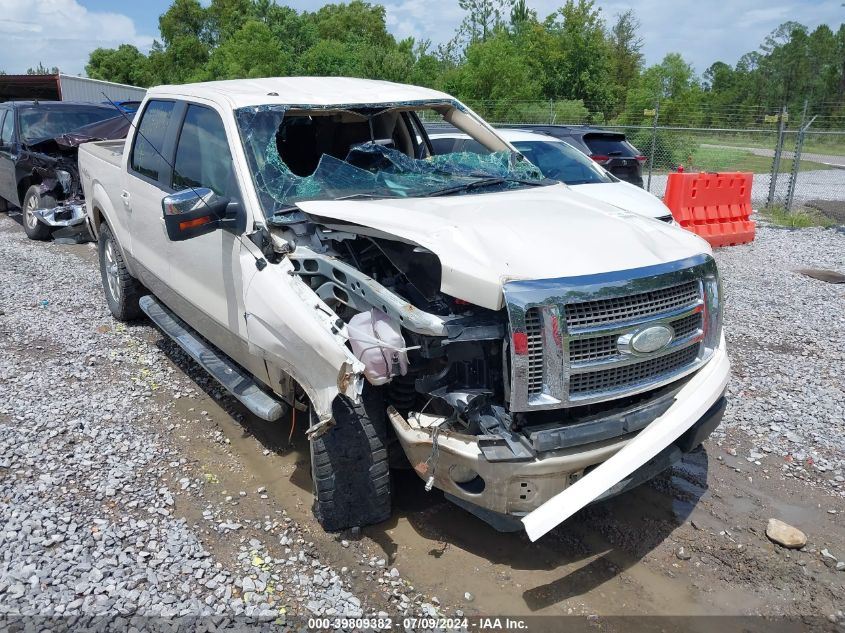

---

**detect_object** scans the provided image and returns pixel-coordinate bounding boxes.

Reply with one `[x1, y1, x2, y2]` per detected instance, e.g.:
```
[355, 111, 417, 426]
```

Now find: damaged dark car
[0, 101, 129, 241]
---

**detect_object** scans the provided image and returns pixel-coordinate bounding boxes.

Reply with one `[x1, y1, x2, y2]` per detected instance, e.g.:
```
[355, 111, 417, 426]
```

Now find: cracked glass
[235, 104, 547, 221]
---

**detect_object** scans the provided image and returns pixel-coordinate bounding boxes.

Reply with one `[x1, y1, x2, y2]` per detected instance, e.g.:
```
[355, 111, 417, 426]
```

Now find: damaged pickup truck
[0, 100, 128, 241]
[79, 78, 729, 541]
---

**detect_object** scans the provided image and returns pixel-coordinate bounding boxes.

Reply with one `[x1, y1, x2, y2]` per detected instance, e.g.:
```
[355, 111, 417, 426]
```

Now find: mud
[8, 212, 845, 629]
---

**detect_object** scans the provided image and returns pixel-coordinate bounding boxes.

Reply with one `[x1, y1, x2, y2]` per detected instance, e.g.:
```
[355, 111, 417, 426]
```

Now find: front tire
[22, 185, 53, 241]
[310, 388, 392, 531]
[98, 223, 143, 321]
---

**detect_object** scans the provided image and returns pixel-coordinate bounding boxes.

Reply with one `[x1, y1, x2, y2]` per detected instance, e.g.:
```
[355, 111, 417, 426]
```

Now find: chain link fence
[468, 99, 845, 222]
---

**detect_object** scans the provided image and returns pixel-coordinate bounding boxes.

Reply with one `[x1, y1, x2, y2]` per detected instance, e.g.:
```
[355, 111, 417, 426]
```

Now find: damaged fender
[240, 243, 364, 427]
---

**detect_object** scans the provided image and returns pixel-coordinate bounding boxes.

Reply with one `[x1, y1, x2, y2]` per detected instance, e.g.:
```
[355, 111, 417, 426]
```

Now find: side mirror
[162, 188, 239, 241]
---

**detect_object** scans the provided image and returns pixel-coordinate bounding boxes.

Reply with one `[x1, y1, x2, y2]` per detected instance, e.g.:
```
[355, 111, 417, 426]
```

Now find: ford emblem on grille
[618, 324, 674, 355]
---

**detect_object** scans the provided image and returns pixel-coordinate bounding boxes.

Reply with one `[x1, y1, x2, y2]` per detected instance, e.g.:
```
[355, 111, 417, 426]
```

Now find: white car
[79, 77, 727, 540]
[429, 128, 677, 224]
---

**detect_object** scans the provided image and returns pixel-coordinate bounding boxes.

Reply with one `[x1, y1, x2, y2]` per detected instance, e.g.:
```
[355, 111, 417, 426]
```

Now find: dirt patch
[806, 199, 845, 224]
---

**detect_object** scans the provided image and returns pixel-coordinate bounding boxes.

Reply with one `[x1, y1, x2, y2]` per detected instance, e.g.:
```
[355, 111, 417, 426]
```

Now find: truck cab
[79, 78, 729, 541]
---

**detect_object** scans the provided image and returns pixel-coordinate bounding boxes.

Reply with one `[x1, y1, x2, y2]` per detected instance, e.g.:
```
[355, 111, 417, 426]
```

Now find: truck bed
[80, 139, 125, 168]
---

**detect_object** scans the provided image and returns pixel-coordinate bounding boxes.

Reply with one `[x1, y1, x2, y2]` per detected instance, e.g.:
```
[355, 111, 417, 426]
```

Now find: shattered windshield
[235, 104, 547, 220]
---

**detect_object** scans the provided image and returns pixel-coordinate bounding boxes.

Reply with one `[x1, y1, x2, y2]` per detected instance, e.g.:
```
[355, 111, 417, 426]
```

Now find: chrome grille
[570, 345, 700, 395]
[568, 311, 704, 364]
[671, 312, 703, 339]
[525, 308, 544, 394]
[504, 254, 721, 412]
[564, 280, 700, 329]
[569, 335, 617, 363]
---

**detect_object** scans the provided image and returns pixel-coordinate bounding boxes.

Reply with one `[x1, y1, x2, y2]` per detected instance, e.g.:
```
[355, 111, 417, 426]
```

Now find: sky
[0, 0, 842, 78]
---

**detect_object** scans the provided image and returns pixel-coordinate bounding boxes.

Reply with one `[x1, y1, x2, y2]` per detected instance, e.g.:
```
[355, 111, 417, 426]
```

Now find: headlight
[55, 170, 72, 194]
[702, 264, 723, 352]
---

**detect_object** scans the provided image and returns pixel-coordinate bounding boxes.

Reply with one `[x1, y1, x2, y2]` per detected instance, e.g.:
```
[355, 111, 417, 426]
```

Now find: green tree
[443, 29, 541, 120]
[457, 0, 514, 43]
[608, 10, 643, 112]
[254, 1, 317, 59]
[622, 53, 702, 125]
[86, 45, 152, 87]
[541, 0, 614, 110]
[27, 62, 59, 75]
[206, 0, 253, 45]
[203, 20, 289, 79]
[509, 0, 534, 28]
[299, 39, 361, 77]
[158, 0, 208, 46]
[308, 1, 394, 48]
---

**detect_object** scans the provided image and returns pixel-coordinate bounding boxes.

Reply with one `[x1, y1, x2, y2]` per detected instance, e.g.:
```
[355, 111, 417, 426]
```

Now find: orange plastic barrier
[662, 172, 755, 247]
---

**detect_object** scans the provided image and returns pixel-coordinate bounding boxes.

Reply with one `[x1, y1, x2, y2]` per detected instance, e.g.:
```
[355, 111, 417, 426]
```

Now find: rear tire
[98, 223, 143, 321]
[22, 186, 53, 241]
[310, 388, 392, 531]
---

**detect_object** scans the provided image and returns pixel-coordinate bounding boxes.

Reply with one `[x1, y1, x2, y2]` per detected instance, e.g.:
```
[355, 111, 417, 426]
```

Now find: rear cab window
[430, 137, 459, 155]
[583, 134, 637, 158]
[129, 100, 176, 182]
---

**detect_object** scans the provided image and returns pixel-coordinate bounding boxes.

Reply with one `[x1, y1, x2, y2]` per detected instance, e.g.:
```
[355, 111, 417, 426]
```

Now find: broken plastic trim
[521, 338, 729, 541]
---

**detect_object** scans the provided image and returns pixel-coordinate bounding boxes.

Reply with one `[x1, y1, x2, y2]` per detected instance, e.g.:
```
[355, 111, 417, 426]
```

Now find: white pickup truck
[78, 78, 729, 541]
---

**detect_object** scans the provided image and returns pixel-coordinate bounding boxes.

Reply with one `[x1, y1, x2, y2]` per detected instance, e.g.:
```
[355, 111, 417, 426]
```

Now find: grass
[685, 146, 833, 173]
[758, 205, 839, 228]
[652, 146, 832, 175]
[693, 133, 845, 157]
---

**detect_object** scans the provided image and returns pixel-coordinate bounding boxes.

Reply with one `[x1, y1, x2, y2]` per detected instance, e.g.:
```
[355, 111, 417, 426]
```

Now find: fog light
[449, 465, 478, 484]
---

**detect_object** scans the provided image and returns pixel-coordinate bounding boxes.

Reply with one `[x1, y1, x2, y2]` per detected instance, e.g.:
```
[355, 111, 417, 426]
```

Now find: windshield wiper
[425, 177, 505, 197]
[425, 176, 553, 198]
[334, 192, 385, 200]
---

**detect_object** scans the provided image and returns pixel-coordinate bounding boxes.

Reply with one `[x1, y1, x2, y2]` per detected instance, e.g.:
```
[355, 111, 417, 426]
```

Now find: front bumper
[388, 335, 729, 532]
[34, 202, 87, 228]
[34, 203, 94, 243]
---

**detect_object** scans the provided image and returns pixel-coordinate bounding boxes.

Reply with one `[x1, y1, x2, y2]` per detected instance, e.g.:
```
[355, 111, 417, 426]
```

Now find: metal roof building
[0, 74, 146, 103]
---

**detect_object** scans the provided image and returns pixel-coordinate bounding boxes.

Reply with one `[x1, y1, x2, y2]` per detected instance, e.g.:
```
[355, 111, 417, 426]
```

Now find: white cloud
[0, 0, 154, 76]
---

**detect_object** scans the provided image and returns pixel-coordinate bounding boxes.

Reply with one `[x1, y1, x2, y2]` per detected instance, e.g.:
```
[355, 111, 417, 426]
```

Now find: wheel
[98, 223, 143, 321]
[310, 387, 392, 531]
[22, 185, 53, 241]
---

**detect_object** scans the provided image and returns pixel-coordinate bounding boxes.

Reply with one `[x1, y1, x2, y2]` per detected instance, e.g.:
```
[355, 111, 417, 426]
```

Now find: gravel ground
[713, 224, 845, 493]
[0, 217, 441, 629]
[0, 212, 844, 627]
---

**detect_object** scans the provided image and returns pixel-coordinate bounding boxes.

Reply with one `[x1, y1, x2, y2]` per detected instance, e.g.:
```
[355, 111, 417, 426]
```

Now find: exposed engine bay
[28, 115, 130, 240]
[257, 207, 704, 468]
[234, 99, 725, 533]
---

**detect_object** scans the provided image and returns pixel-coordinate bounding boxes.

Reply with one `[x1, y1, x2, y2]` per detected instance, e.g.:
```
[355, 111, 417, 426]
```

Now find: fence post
[766, 106, 787, 208]
[647, 98, 660, 192]
[784, 100, 815, 213]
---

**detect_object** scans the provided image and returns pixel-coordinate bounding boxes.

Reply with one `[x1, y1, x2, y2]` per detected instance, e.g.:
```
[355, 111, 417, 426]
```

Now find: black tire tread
[98, 223, 144, 322]
[22, 186, 53, 241]
[311, 388, 392, 531]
